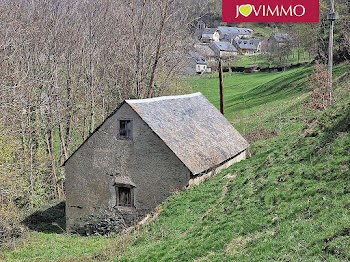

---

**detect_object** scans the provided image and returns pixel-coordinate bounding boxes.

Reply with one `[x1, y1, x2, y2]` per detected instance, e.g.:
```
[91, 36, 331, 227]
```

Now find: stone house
[210, 41, 238, 59]
[185, 52, 211, 75]
[193, 53, 211, 74]
[63, 93, 249, 234]
[195, 60, 211, 74]
[234, 39, 262, 55]
[194, 43, 217, 62]
[201, 28, 220, 43]
[218, 26, 253, 42]
[267, 33, 292, 49]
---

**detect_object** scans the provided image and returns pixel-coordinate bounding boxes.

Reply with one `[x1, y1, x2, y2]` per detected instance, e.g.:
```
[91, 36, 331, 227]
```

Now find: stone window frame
[114, 183, 135, 208]
[117, 118, 133, 140]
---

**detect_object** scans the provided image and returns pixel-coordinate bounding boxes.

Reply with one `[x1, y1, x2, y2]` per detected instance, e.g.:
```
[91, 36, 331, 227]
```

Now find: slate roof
[63, 93, 249, 174]
[270, 33, 291, 42]
[211, 41, 238, 52]
[127, 93, 249, 175]
[194, 44, 216, 58]
[202, 28, 219, 35]
[189, 51, 208, 65]
[218, 26, 253, 36]
[218, 26, 253, 41]
[236, 39, 261, 50]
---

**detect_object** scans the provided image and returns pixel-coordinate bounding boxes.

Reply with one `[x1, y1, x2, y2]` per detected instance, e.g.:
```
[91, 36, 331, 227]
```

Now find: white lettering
[252, 5, 263, 16]
[294, 5, 306, 16]
[281, 6, 293, 16]
[235, 5, 239, 18]
[267, 6, 280, 16]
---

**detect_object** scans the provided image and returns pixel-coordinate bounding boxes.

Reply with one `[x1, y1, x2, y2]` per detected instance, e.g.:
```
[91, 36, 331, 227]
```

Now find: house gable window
[119, 119, 132, 140]
[115, 184, 134, 207]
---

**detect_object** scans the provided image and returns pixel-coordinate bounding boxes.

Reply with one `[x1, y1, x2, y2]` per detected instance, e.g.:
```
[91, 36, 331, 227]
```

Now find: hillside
[228, 52, 312, 68]
[1, 65, 350, 261]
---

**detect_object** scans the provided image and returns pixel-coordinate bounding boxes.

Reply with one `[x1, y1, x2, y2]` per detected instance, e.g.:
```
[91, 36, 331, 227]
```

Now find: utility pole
[219, 58, 224, 115]
[327, 0, 338, 106]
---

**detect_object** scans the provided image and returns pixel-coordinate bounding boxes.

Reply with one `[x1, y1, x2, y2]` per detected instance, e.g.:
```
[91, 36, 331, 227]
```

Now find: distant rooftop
[211, 41, 238, 52]
[194, 43, 216, 58]
[236, 39, 261, 50]
[218, 26, 253, 36]
[202, 28, 219, 35]
[271, 33, 291, 42]
[189, 51, 208, 65]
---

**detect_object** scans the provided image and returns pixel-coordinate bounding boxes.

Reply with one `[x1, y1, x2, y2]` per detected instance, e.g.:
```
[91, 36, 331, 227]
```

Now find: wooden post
[219, 58, 224, 115]
[327, 0, 335, 106]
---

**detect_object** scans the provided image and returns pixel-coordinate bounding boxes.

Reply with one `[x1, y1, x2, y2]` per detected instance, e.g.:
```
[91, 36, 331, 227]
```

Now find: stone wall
[65, 103, 191, 233]
[69, 207, 149, 236]
[188, 150, 246, 187]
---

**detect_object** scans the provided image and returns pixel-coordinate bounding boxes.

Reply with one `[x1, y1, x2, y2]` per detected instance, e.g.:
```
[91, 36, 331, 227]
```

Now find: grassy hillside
[1, 65, 349, 261]
[229, 52, 312, 68]
[189, 66, 347, 134]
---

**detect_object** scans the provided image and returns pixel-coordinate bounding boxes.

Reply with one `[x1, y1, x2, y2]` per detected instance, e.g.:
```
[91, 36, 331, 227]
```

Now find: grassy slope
[189, 68, 311, 125]
[1, 65, 349, 262]
[115, 98, 350, 262]
[190, 66, 347, 133]
[229, 51, 312, 68]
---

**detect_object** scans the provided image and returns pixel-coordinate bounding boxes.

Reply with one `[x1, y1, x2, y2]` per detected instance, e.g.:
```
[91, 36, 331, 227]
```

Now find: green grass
[110, 98, 350, 262]
[1, 65, 350, 262]
[228, 50, 312, 68]
[189, 65, 348, 134]
[1, 233, 112, 262]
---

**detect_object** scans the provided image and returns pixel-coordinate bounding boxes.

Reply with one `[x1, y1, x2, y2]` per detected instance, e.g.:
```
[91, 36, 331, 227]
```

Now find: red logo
[222, 0, 319, 23]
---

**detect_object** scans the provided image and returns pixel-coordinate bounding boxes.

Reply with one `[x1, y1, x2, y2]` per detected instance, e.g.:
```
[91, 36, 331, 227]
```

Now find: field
[229, 51, 312, 68]
[1, 64, 350, 261]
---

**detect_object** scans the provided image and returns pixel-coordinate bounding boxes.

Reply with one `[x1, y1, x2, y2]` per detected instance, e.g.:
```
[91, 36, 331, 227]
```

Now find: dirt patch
[225, 236, 251, 256]
[225, 229, 276, 256]
[244, 129, 277, 143]
[194, 252, 215, 262]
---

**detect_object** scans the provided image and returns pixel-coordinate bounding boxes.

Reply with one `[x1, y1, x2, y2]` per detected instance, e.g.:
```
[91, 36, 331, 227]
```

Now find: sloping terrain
[1, 65, 349, 261]
[112, 99, 349, 262]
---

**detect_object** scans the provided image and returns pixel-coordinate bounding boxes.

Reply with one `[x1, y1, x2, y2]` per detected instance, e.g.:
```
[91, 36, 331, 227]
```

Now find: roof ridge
[126, 92, 202, 104]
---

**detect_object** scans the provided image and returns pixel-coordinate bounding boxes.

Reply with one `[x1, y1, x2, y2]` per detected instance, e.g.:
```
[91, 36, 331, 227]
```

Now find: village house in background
[191, 23, 292, 73]
[267, 33, 291, 49]
[64, 93, 249, 234]
[234, 39, 263, 55]
[218, 26, 253, 41]
[186, 52, 212, 74]
[201, 28, 220, 43]
[210, 41, 238, 58]
[194, 43, 217, 62]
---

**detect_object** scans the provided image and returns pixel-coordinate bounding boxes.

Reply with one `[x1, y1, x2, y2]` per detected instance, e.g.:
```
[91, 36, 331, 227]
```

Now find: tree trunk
[147, 0, 172, 98]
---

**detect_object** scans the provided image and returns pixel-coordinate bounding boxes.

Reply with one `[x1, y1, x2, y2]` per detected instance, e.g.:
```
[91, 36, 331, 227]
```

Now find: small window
[115, 185, 134, 207]
[119, 120, 132, 139]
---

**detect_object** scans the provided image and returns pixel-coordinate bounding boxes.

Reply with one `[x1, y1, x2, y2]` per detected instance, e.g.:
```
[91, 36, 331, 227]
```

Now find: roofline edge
[126, 92, 202, 104]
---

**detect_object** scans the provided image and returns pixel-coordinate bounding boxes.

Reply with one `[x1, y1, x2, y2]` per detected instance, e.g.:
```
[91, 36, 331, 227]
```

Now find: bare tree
[0, 0, 209, 212]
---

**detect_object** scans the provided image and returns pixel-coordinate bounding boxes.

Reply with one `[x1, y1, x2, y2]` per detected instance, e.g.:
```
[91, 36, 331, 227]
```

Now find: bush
[306, 61, 330, 110]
